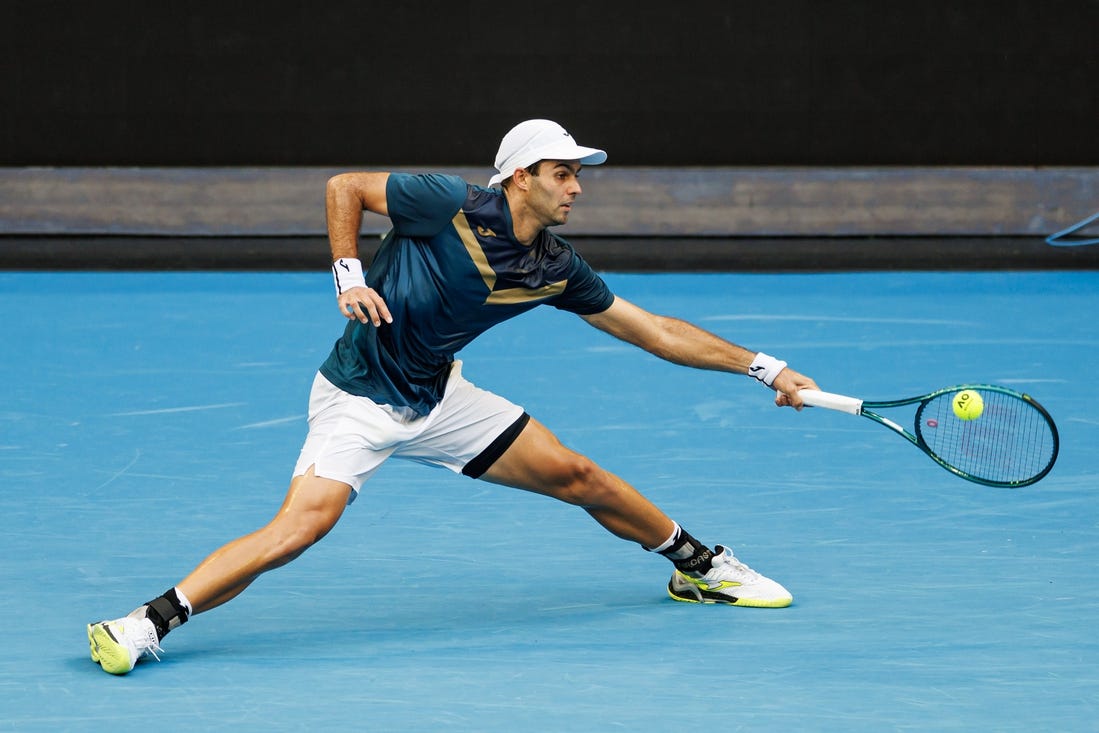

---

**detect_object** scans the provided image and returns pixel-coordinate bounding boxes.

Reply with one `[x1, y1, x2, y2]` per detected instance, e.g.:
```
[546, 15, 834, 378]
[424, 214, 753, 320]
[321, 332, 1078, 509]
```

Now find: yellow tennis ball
[952, 390, 984, 421]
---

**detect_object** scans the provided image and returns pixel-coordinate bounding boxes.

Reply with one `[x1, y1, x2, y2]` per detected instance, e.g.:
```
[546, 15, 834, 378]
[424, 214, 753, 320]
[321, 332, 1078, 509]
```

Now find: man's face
[527, 161, 583, 227]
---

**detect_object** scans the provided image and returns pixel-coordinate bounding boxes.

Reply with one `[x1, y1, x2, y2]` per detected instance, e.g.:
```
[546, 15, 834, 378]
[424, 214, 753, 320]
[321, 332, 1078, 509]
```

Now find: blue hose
[1047, 210, 1099, 246]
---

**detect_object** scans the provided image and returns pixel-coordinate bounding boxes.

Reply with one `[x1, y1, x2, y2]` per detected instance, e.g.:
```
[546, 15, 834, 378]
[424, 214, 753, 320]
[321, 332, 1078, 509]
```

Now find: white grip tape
[798, 389, 864, 415]
[332, 257, 366, 295]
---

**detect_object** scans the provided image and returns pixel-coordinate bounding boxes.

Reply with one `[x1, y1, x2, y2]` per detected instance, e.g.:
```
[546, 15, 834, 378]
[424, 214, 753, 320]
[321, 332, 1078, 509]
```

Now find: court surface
[1, 269, 1096, 732]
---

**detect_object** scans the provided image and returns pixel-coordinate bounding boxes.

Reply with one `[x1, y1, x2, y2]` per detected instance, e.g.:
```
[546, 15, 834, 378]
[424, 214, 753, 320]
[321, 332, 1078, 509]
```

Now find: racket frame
[799, 384, 1059, 488]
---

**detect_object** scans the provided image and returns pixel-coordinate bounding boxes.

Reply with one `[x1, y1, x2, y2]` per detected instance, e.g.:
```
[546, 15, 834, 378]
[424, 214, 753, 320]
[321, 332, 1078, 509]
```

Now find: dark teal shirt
[319, 173, 615, 415]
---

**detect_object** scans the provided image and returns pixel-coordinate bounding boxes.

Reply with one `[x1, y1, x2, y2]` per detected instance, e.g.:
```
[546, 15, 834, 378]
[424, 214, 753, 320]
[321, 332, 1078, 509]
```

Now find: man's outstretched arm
[582, 296, 819, 409]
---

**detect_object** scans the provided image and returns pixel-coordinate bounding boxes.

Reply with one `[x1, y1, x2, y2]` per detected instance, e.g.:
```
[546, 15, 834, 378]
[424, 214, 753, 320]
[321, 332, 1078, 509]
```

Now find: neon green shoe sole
[88, 622, 136, 675]
[667, 576, 793, 607]
[87, 615, 163, 675]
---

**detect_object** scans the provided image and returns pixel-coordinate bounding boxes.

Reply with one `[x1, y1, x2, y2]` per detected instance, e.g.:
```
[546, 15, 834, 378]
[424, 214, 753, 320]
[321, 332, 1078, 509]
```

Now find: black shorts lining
[461, 412, 531, 478]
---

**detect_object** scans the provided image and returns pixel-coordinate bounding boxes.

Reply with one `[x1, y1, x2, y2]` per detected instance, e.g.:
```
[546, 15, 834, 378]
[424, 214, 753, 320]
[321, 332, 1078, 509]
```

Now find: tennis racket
[798, 384, 1059, 488]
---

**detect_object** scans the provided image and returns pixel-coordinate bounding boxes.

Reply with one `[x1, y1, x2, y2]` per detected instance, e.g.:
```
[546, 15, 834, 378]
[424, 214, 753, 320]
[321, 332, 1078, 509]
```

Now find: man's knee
[261, 512, 336, 567]
[547, 454, 619, 508]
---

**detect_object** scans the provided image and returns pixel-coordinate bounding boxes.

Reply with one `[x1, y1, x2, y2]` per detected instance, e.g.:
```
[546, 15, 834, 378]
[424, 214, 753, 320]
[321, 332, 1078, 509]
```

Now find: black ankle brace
[144, 588, 189, 640]
[658, 529, 715, 577]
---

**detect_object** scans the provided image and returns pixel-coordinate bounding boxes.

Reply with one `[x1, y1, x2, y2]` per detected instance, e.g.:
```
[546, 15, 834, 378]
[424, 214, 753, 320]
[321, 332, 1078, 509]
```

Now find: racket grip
[798, 389, 863, 415]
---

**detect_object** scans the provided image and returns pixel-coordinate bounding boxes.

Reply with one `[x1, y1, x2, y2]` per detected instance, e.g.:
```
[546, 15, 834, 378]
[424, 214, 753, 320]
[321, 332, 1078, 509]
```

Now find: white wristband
[747, 352, 788, 387]
[332, 258, 366, 295]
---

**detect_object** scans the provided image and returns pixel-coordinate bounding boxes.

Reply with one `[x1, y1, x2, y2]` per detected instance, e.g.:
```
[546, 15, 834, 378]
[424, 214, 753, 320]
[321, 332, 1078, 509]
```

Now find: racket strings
[919, 391, 1056, 485]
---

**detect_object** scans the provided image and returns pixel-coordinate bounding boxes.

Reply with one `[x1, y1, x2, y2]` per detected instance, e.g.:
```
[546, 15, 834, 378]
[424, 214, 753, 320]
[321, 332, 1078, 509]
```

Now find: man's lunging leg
[88, 468, 352, 675]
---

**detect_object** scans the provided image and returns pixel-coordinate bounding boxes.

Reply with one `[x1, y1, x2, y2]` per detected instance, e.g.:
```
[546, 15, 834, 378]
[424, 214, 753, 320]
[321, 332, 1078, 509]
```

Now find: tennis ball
[952, 389, 984, 421]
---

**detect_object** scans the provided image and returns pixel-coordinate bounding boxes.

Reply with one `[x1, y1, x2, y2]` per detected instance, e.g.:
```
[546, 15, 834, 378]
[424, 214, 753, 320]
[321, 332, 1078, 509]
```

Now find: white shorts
[292, 361, 526, 502]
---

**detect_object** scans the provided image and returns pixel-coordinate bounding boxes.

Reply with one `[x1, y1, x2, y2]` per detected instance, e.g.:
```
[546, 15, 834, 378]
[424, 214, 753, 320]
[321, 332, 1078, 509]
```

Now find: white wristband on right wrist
[748, 352, 788, 387]
[332, 257, 366, 295]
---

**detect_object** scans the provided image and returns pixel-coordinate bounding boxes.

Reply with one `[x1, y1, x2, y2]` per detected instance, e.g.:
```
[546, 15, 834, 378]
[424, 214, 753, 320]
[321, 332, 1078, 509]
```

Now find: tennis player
[87, 119, 820, 675]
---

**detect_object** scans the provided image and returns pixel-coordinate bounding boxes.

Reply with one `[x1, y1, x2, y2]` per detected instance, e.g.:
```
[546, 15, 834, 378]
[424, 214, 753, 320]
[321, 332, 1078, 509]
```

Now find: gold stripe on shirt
[454, 211, 496, 292]
[485, 281, 567, 305]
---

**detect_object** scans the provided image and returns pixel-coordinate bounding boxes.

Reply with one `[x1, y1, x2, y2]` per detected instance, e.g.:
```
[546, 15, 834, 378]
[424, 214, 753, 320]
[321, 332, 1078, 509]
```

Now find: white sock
[647, 522, 681, 553]
[173, 586, 194, 616]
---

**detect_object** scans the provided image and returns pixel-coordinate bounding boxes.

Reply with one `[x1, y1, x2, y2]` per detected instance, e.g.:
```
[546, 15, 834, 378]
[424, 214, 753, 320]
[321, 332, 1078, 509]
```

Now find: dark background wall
[3, 0, 1097, 167]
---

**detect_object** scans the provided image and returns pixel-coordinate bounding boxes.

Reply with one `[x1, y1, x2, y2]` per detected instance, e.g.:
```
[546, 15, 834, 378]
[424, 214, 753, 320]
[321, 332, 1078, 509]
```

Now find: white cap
[488, 119, 607, 187]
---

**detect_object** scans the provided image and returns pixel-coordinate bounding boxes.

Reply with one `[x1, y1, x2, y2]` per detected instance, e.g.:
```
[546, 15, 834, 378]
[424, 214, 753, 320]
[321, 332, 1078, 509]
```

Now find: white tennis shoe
[87, 607, 162, 675]
[667, 545, 793, 608]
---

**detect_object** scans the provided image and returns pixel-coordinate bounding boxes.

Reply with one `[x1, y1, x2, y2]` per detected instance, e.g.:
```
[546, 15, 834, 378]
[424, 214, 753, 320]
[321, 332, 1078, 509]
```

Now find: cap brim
[488, 143, 607, 186]
[537, 141, 607, 167]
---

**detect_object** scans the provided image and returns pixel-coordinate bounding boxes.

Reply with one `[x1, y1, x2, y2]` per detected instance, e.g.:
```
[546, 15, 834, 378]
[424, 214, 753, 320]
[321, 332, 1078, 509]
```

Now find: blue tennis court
[2, 268, 1096, 731]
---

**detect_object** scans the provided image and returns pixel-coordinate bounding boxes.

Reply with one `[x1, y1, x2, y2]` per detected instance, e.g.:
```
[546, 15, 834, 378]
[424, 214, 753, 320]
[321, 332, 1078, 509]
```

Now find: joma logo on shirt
[476, 226, 498, 238]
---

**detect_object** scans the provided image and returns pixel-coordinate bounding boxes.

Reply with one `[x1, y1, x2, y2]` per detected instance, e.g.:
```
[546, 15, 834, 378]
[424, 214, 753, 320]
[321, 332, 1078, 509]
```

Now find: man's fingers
[374, 299, 393, 324]
[355, 299, 380, 326]
[338, 287, 391, 326]
[771, 370, 816, 411]
[341, 299, 367, 323]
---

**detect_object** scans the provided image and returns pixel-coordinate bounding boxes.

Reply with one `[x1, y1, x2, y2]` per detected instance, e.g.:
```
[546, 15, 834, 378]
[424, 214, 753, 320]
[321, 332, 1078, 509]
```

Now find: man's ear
[509, 167, 531, 191]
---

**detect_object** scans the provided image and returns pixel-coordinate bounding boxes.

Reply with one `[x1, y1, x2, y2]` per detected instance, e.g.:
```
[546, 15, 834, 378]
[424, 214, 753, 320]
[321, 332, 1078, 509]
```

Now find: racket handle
[798, 389, 864, 415]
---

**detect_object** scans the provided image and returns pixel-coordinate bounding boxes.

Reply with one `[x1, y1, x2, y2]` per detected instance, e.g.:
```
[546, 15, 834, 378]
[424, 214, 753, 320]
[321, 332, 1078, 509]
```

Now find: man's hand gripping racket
[797, 385, 1059, 487]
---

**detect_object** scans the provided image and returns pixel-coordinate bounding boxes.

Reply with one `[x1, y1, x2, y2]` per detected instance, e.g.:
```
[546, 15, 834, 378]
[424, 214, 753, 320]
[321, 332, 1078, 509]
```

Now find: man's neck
[503, 187, 541, 246]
